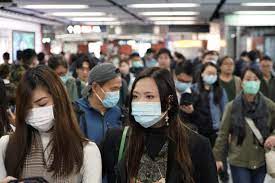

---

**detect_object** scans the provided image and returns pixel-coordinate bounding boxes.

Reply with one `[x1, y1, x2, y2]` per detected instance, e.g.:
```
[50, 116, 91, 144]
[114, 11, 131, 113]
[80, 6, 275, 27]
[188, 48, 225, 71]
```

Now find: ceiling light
[128, 3, 199, 8]
[154, 21, 197, 25]
[141, 11, 199, 16]
[83, 21, 122, 25]
[234, 11, 275, 15]
[23, 4, 89, 9]
[51, 12, 106, 17]
[148, 17, 197, 21]
[242, 3, 275, 6]
[71, 17, 117, 22]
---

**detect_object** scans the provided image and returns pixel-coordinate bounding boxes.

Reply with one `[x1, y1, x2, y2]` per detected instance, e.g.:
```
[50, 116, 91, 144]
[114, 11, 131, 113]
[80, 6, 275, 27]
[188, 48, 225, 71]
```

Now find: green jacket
[64, 78, 79, 102]
[213, 95, 275, 169]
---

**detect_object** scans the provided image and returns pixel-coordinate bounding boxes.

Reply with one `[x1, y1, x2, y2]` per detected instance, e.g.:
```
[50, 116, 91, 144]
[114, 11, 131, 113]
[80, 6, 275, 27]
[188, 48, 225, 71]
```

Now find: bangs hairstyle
[126, 67, 194, 182]
[198, 62, 223, 105]
[5, 66, 88, 178]
[240, 66, 262, 81]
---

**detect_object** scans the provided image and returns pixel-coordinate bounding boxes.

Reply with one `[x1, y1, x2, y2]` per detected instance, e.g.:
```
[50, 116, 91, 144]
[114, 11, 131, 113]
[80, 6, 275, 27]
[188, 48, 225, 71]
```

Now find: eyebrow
[34, 97, 48, 103]
[144, 91, 154, 94]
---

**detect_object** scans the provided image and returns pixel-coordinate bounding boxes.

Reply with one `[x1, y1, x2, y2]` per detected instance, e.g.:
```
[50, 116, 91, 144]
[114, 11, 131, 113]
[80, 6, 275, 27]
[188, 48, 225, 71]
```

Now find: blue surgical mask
[146, 59, 158, 68]
[203, 75, 217, 85]
[60, 75, 70, 84]
[96, 87, 120, 108]
[131, 102, 166, 128]
[132, 61, 144, 68]
[175, 80, 192, 93]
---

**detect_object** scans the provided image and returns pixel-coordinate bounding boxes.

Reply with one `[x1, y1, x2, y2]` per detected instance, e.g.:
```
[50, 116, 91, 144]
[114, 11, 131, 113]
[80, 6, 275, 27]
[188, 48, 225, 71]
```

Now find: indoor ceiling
[4, 0, 275, 25]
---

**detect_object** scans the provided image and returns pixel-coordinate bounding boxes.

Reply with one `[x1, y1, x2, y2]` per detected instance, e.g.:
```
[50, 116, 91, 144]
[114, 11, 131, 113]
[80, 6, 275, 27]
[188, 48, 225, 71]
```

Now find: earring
[165, 115, 169, 126]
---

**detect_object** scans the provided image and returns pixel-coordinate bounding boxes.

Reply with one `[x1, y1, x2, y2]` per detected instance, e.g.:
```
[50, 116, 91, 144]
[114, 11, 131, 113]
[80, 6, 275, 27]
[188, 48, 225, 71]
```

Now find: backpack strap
[118, 126, 129, 163]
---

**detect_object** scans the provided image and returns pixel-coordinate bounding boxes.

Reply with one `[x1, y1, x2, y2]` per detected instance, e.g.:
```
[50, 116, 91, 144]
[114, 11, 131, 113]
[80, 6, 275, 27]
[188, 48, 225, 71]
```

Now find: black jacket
[101, 127, 218, 183]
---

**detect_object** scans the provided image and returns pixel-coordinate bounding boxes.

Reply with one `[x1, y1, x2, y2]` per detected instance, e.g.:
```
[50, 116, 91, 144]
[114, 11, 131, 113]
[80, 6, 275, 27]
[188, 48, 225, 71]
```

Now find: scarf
[144, 126, 168, 160]
[231, 93, 270, 145]
[22, 133, 80, 182]
[138, 126, 168, 183]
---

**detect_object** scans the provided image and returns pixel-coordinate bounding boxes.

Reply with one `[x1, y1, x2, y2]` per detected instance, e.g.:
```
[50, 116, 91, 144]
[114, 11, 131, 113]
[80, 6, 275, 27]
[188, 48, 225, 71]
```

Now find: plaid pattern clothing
[22, 133, 81, 183]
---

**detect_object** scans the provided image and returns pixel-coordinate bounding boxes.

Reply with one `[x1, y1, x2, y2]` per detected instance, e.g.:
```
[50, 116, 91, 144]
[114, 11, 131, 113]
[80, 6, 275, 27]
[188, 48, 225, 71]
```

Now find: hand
[0, 176, 17, 183]
[216, 161, 223, 172]
[180, 105, 194, 114]
[264, 136, 275, 149]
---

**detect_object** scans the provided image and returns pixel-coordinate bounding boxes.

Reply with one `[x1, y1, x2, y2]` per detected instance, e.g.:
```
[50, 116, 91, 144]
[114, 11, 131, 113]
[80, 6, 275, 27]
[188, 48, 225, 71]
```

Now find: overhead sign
[67, 25, 103, 34]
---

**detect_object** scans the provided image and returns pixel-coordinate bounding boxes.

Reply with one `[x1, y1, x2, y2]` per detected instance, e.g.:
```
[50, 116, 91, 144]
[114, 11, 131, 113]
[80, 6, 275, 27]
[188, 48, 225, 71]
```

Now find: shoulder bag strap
[118, 126, 129, 163]
[245, 117, 264, 145]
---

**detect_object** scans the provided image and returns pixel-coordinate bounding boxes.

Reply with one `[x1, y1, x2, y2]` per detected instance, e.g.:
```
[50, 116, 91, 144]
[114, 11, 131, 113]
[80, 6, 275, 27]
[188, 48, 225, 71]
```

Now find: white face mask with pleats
[26, 105, 54, 132]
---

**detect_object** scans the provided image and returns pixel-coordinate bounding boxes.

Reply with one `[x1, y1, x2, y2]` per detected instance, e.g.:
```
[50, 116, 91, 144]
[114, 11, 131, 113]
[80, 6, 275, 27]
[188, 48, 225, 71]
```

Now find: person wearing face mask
[219, 56, 242, 102]
[74, 63, 122, 145]
[192, 63, 228, 144]
[0, 66, 102, 183]
[143, 48, 158, 68]
[119, 59, 135, 91]
[129, 52, 144, 77]
[102, 67, 218, 183]
[247, 50, 260, 71]
[193, 51, 219, 82]
[174, 61, 197, 129]
[214, 67, 275, 183]
[192, 62, 229, 182]
[174, 61, 193, 100]
[48, 55, 78, 102]
[259, 56, 275, 102]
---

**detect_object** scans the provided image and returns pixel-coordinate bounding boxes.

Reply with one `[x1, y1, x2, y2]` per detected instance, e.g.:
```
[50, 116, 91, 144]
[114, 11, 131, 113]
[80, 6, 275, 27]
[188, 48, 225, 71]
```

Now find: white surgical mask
[26, 105, 54, 132]
[131, 102, 167, 128]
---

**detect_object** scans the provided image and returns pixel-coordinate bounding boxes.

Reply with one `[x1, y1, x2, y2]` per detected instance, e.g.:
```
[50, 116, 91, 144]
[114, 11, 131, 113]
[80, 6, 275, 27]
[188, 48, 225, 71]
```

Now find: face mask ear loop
[93, 83, 104, 104]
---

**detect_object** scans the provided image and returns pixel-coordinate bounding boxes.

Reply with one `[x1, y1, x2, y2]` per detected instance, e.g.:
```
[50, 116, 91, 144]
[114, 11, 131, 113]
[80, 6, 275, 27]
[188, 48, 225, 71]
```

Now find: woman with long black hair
[192, 62, 228, 145]
[102, 67, 218, 183]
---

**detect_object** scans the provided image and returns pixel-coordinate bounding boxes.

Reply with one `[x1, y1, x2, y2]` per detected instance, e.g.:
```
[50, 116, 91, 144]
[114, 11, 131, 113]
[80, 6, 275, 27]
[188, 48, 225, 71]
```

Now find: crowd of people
[0, 47, 274, 183]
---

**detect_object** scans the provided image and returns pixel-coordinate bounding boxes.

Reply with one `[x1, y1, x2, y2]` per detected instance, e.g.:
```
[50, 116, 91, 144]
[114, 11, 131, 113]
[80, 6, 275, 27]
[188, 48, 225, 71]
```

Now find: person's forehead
[244, 71, 257, 77]
[82, 62, 90, 67]
[261, 60, 272, 64]
[177, 73, 192, 79]
[205, 54, 217, 59]
[134, 78, 158, 92]
[204, 66, 217, 72]
[103, 76, 121, 85]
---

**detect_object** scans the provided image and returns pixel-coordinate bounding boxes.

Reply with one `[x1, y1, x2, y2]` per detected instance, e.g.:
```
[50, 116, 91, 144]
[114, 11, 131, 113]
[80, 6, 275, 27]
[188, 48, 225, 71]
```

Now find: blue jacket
[75, 97, 122, 145]
[192, 84, 228, 133]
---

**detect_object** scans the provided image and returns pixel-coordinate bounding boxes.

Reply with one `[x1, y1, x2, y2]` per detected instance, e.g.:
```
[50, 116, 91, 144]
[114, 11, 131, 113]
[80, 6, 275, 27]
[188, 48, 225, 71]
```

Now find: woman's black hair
[0, 78, 11, 136]
[156, 48, 173, 60]
[175, 60, 193, 76]
[218, 56, 234, 67]
[240, 66, 262, 81]
[198, 62, 223, 105]
[48, 55, 68, 70]
[76, 55, 94, 70]
[126, 67, 194, 182]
